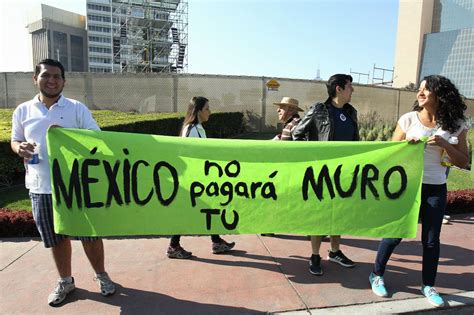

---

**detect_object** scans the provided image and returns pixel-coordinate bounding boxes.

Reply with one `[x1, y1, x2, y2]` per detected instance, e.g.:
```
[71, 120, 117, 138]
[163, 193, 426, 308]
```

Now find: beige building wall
[27, 4, 86, 29]
[393, 0, 434, 88]
[1, 72, 473, 130]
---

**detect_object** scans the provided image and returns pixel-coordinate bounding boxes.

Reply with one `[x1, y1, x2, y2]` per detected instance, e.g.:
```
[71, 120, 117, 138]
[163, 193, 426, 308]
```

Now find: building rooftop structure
[26, 4, 88, 72]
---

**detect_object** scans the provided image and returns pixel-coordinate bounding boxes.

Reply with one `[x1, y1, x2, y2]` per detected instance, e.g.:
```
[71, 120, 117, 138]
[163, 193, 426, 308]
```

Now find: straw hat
[273, 97, 304, 112]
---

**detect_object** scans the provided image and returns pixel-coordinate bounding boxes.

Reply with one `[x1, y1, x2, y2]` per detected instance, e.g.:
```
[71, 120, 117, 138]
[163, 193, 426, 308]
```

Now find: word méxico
[52, 151, 179, 209]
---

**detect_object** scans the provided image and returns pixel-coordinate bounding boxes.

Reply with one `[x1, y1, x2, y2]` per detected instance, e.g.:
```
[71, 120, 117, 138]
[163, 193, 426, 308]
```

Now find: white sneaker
[442, 215, 450, 224]
[94, 272, 116, 296]
[48, 278, 75, 306]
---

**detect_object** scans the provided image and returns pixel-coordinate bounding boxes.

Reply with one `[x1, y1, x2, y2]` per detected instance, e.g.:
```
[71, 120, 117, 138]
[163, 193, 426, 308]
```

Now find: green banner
[47, 128, 424, 238]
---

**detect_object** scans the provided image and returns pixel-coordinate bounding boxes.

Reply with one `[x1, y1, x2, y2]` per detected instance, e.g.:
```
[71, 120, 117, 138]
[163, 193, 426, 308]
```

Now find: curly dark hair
[413, 75, 467, 133]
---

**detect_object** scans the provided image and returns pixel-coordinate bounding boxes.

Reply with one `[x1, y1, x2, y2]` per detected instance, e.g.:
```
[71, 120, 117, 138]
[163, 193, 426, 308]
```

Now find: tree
[404, 82, 417, 91]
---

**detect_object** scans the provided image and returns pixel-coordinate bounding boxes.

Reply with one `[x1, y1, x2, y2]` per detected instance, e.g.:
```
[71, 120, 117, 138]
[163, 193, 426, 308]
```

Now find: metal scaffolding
[371, 64, 394, 86]
[110, 0, 188, 73]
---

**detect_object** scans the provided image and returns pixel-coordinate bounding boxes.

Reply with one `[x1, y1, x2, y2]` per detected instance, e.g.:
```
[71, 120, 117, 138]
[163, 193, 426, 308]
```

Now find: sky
[0, 0, 399, 81]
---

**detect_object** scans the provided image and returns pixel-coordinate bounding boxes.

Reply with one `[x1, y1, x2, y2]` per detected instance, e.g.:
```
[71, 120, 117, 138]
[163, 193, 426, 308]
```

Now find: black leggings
[170, 235, 222, 247]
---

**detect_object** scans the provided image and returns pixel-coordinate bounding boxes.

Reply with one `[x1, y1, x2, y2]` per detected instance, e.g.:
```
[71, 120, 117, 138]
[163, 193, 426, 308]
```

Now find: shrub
[99, 111, 244, 139]
[0, 109, 244, 188]
[358, 111, 396, 141]
[0, 209, 39, 237]
[0, 143, 23, 187]
[446, 189, 474, 214]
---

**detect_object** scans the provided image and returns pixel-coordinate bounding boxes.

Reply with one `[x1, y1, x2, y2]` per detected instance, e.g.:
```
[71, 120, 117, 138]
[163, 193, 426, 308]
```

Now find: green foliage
[0, 142, 22, 187]
[466, 122, 473, 170]
[0, 109, 244, 187]
[358, 111, 396, 141]
[0, 109, 12, 142]
[447, 168, 474, 192]
[205, 112, 245, 138]
[0, 185, 31, 211]
[0, 110, 23, 186]
[404, 82, 417, 91]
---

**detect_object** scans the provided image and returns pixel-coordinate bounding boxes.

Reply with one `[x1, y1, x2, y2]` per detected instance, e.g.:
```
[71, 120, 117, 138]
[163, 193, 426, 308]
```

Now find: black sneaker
[212, 239, 235, 254]
[327, 250, 355, 268]
[167, 245, 192, 259]
[309, 254, 323, 275]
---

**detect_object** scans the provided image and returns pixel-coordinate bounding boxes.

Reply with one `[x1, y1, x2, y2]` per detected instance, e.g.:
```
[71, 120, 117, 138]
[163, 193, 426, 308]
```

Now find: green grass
[0, 109, 13, 142]
[0, 186, 31, 211]
[447, 168, 474, 191]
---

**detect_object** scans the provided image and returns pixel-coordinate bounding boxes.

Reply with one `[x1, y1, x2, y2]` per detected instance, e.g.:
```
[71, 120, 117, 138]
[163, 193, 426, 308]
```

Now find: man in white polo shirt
[11, 59, 116, 306]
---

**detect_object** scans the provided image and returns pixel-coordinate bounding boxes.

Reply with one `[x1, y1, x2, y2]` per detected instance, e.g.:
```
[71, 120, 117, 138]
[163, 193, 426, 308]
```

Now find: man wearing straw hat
[292, 74, 358, 276]
[272, 97, 304, 141]
[261, 97, 304, 237]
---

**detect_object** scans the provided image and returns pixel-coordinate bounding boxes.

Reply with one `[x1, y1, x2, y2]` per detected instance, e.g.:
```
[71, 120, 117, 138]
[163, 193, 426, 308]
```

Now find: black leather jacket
[292, 101, 359, 141]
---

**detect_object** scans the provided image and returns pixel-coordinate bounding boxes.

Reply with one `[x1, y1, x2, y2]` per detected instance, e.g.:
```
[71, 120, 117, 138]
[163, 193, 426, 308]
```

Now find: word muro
[302, 164, 407, 201]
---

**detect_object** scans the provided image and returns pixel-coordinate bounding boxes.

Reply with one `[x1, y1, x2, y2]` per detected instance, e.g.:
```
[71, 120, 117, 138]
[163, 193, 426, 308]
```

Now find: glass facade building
[419, 0, 474, 98]
[432, 0, 474, 32]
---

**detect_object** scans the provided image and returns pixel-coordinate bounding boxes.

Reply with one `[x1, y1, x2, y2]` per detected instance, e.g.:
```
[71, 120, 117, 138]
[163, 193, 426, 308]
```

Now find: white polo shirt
[11, 95, 100, 194]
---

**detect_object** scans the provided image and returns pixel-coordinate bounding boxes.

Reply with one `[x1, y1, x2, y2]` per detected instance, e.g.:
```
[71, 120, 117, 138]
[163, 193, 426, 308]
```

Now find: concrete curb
[274, 291, 474, 314]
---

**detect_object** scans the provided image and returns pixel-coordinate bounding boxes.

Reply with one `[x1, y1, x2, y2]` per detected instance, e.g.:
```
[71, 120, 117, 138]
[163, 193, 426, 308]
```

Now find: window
[71, 35, 84, 71]
[89, 26, 111, 33]
[53, 31, 68, 71]
[89, 46, 112, 54]
[89, 36, 111, 43]
[87, 4, 111, 12]
[88, 15, 111, 22]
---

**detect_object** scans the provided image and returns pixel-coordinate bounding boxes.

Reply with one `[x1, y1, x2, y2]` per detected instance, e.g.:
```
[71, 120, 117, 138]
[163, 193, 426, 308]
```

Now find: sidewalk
[1, 214, 473, 314]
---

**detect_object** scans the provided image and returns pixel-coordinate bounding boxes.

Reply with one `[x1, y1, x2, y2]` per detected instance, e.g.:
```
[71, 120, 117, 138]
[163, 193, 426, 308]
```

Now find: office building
[393, 0, 474, 98]
[27, 4, 88, 72]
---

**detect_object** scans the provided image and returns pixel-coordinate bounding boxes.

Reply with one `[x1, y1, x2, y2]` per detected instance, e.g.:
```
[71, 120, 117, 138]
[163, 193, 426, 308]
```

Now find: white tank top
[398, 111, 467, 184]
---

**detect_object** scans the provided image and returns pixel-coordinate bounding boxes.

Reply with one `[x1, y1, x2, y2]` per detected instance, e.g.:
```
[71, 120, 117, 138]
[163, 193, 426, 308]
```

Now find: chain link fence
[1, 72, 472, 131]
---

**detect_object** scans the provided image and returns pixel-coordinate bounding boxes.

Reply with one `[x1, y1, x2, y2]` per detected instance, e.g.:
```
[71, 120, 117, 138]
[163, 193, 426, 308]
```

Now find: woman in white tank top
[369, 75, 469, 308]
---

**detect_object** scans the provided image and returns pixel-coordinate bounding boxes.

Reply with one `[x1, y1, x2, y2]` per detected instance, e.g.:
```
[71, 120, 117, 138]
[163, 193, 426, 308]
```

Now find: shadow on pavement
[191, 237, 473, 295]
[0, 237, 41, 243]
[64, 285, 261, 314]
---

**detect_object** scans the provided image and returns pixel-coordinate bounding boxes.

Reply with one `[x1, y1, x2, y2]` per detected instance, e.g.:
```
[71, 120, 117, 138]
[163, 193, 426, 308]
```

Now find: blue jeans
[374, 183, 446, 286]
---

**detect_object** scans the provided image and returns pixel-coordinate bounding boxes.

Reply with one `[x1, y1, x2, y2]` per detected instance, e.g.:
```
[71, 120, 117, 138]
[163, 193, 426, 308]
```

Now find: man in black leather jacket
[292, 74, 358, 276]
